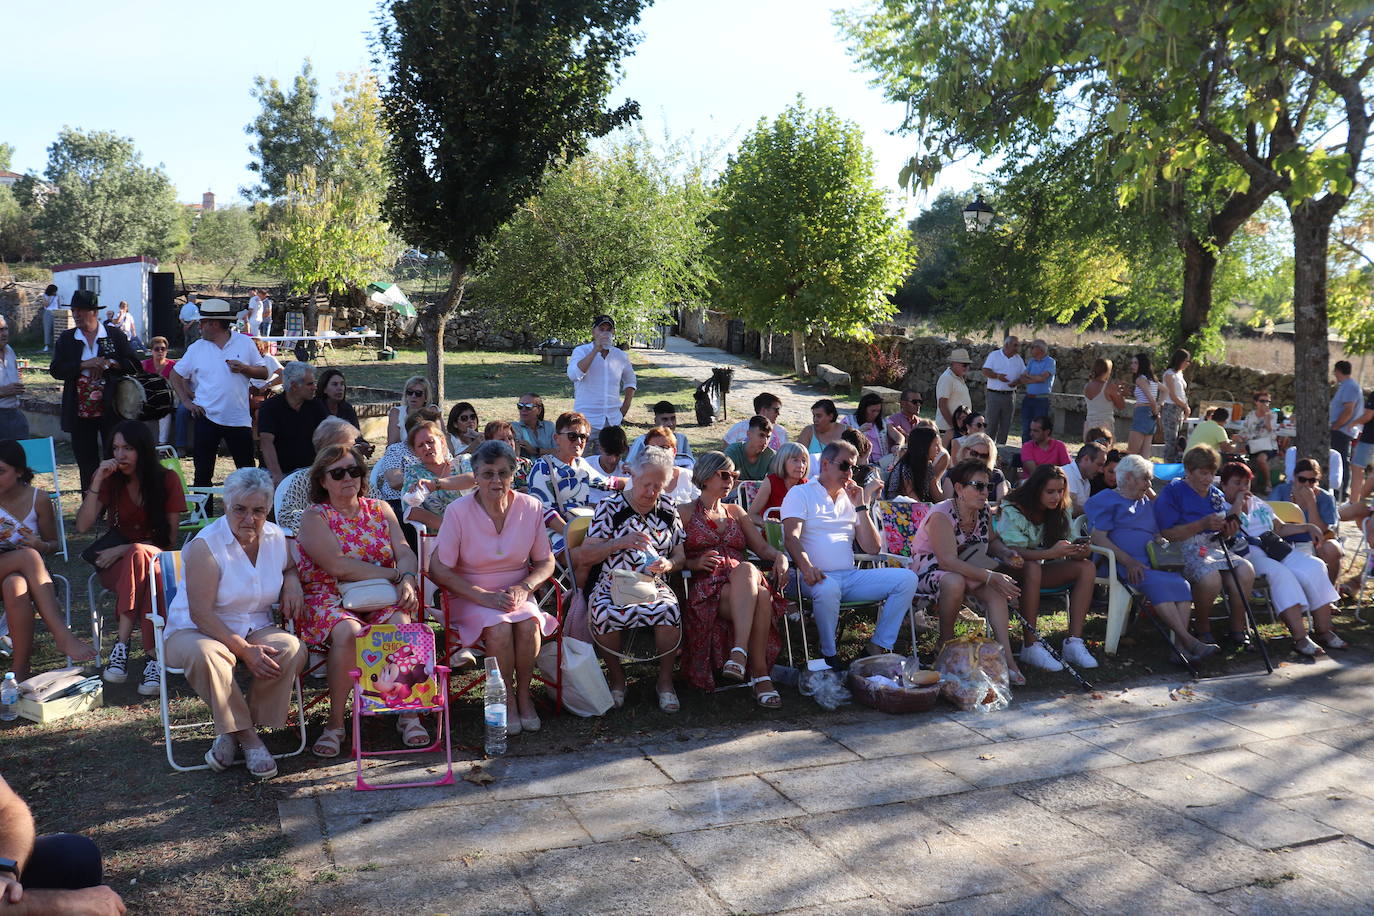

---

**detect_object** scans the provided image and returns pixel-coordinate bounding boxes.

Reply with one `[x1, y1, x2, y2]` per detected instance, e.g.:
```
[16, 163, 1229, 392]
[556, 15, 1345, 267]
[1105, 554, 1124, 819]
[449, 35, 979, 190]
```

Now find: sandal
[1008, 669, 1027, 687]
[1293, 636, 1326, 657]
[751, 676, 782, 709]
[609, 686, 626, 709]
[397, 715, 430, 748]
[204, 734, 239, 772]
[1314, 630, 1349, 650]
[243, 745, 278, 779]
[657, 689, 681, 714]
[721, 647, 747, 682]
[312, 726, 346, 758]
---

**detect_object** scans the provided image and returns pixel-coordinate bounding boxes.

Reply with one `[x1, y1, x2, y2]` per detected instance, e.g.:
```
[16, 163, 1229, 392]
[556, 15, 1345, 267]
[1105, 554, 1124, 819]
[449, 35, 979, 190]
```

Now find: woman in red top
[76, 420, 186, 696]
[747, 442, 809, 529]
[141, 336, 177, 446]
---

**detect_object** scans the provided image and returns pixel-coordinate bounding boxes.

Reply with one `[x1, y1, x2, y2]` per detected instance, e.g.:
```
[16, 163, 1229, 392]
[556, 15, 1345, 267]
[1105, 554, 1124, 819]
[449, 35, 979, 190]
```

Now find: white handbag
[536, 638, 614, 717]
[338, 577, 399, 612]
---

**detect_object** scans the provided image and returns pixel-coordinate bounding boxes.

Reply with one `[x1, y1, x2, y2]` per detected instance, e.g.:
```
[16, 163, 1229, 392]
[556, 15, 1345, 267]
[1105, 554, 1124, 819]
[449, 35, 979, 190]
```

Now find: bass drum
[111, 373, 175, 422]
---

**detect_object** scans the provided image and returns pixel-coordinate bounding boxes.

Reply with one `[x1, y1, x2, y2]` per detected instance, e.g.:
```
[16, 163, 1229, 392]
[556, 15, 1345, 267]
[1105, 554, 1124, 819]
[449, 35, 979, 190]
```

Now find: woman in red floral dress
[680, 451, 791, 707]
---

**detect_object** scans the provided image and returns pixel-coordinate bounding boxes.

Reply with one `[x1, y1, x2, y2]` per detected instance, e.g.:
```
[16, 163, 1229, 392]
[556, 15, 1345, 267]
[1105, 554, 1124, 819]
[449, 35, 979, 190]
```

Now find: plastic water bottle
[0, 672, 19, 722]
[483, 658, 507, 757]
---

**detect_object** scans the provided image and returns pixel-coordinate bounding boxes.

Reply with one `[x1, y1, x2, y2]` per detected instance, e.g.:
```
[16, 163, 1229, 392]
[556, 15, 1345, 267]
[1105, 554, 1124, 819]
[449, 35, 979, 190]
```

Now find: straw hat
[947, 348, 972, 364]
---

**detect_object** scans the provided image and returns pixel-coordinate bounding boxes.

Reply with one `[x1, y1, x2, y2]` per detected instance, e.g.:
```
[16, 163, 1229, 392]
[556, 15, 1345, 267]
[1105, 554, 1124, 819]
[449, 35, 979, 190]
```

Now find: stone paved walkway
[282, 646, 1374, 914]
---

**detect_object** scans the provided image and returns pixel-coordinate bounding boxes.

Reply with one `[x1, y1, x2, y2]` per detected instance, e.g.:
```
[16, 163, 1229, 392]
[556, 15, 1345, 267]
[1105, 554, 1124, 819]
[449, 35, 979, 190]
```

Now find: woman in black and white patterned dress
[582, 445, 687, 713]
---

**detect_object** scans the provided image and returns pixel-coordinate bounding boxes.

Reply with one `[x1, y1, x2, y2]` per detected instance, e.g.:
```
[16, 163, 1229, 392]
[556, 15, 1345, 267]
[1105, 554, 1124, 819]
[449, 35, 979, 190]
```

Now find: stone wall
[0, 281, 49, 342]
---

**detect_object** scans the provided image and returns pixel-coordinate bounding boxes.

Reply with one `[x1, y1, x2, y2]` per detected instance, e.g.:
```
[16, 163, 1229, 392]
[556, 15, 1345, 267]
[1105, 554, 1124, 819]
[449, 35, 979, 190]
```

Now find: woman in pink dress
[296, 444, 423, 758]
[680, 452, 790, 706]
[429, 440, 557, 734]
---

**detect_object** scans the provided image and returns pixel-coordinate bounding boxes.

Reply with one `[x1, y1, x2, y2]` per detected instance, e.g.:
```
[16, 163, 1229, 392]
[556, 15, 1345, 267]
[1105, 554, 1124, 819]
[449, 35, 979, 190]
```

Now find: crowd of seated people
[8, 327, 1374, 777]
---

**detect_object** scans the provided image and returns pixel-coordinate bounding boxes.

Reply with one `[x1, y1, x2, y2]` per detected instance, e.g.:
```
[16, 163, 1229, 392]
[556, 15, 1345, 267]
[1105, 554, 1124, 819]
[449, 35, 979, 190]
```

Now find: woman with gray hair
[1084, 453, 1218, 665]
[275, 416, 362, 535]
[428, 440, 558, 734]
[748, 441, 809, 529]
[581, 445, 688, 712]
[679, 451, 790, 704]
[161, 467, 307, 777]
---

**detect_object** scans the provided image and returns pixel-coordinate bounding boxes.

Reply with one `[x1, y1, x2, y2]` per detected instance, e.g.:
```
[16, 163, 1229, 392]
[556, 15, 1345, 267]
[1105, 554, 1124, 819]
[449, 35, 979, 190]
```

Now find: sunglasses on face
[517, 402, 536, 410]
[1297, 476, 1318, 484]
[967, 451, 990, 460]
[971, 421, 987, 429]
[405, 389, 425, 398]
[962, 481, 990, 492]
[717, 469, 740, 481]
[458, 413, 477, 421]
[152, 346, 167, 352]
[327, 465, 364, 481]
[834, 459, 855, 472]
[1257, 399, 1271, 404]
[562, 432, 588, 442]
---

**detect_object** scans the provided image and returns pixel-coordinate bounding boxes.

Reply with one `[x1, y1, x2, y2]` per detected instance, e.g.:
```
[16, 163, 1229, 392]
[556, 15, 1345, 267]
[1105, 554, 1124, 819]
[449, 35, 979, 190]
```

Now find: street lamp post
[962, 193, 995, 232]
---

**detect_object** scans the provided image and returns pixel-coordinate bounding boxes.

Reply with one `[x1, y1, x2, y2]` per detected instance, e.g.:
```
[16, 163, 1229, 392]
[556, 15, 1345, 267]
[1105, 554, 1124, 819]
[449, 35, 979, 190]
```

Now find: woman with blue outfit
[1086, 453, 1218, 665]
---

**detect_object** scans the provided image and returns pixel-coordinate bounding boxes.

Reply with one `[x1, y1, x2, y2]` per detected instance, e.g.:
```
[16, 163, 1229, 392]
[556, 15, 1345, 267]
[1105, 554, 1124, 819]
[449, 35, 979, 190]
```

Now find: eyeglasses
[458, 413, 477, 421]
[405, 389, 425, 398]
[718, 469, 740, 481]
[971, 421, 987, 429]
[1256, 399, 1271, 404]
[152, 346, 167, 352]
[835, 459, 855, 472]
[1297, 475, 1318, 484]
[962, 481, 990, 492]
[562, 432, 589, 442]
[517, 402, 537, 410]
[967, 451, 990, 460]
[327, 465, 364, 481]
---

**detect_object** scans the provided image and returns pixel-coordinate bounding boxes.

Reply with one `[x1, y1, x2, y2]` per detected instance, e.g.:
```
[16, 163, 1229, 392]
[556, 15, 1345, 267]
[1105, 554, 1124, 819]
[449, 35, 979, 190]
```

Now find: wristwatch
[0, 857, 18, 879]
[855, 504, 870, 513]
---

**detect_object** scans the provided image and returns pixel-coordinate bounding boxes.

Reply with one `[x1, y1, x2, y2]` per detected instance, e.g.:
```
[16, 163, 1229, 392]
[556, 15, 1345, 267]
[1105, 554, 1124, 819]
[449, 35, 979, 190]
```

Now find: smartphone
[1072, 536, 1090, 545]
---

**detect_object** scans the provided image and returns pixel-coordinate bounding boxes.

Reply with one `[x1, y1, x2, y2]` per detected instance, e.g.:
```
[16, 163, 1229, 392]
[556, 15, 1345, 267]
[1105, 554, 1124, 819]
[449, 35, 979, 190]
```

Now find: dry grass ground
[2, 341, 1372, 914]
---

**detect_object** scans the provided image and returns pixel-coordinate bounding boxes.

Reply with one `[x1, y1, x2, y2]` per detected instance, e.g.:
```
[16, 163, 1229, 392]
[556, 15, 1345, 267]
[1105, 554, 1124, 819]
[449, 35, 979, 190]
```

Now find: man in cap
[169, 298, 269, 486]
[567, 314, 637, 437]
[936, 348, 973, 448]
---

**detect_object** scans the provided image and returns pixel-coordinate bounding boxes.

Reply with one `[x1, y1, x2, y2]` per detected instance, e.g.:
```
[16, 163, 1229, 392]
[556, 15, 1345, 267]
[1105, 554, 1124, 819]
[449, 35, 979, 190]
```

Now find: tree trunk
[422, 262, 467, 404]
[1174, 234, 1217, 353]
[791, 329, 808, 377]
[1290, 204, 1332, 463]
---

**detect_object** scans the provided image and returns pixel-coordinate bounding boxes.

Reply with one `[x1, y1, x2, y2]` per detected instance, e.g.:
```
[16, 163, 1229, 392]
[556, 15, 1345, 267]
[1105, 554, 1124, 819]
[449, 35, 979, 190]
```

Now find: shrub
[860, 340, 908, 387]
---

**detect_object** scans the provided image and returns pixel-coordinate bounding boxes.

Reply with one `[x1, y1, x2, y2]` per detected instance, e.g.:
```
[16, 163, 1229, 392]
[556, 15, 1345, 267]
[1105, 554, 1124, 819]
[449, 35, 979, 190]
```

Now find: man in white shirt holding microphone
[567, 314, 637, 442]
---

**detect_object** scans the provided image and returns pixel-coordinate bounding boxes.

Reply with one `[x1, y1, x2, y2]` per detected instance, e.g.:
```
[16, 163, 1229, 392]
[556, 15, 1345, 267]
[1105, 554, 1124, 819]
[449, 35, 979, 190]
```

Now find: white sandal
[312, 726, 346, 758]
[204, 734, 239, 771]
[751, 676, 782, 709]
[243, 745, 278, 779]
[721, 646, 747, 682]
[397, 714, 430, 747]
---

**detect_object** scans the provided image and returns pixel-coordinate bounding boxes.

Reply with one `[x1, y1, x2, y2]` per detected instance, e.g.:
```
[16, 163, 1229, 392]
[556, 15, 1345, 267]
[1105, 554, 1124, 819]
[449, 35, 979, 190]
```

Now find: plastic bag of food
[935, 636, 1011, 713]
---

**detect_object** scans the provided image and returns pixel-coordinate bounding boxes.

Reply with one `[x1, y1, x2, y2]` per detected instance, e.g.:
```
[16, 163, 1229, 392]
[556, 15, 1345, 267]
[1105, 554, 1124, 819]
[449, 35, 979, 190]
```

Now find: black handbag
[1258, 530, 1293, 562]
[81, 500, 128, 565]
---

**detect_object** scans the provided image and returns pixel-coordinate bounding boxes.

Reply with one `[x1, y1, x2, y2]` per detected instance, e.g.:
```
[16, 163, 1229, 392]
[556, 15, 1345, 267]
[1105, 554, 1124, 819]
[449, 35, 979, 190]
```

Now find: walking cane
[1010, 606, 1094, 691]
[1215, 529, 1273, 675]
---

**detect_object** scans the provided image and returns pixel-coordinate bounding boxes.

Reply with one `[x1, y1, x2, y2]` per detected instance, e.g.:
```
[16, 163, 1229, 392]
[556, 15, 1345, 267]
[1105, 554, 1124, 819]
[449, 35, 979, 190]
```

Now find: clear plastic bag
[802, 669, 852, 710]
[936, 636, 1011, 713]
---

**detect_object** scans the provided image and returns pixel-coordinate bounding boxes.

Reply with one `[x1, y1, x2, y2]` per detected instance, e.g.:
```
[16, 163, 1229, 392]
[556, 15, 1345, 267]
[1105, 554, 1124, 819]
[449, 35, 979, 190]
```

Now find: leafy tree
[190, 207, 261, 286]
[477, 133, 714, 342]
[375, 0, 648, 402]
[266, 165, 396, 304]
[892, 191, 965, 318]
[32, 128, 180, 263]
[327, 71, 388, 199]
[0, 186, 38, 263]
[708, 99, 915, 376]
[243, 60, 334, 200]
[0, 143, 12, 171]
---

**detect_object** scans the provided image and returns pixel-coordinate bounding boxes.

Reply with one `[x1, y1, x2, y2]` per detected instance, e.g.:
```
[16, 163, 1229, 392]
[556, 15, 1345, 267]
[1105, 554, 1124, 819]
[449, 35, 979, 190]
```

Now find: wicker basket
[847, 653, 941, 714]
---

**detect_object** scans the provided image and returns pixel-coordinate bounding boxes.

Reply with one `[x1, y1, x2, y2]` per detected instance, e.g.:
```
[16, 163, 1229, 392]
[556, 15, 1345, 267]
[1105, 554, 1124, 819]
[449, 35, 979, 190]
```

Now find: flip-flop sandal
[204, 734, 239, 772]
[397, 715, 430, 747]
[243, 745, 278, 779]
[721, 646, 747, 682]
[311, 726, 346, 758]
[751, 676, 782, 709]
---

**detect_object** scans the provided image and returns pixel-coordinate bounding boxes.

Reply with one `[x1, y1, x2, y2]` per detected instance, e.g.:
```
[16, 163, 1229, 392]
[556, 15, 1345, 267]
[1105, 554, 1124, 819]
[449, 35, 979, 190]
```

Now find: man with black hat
[169, 298, 269, 487]
[567, 314, 637, 437]
[48, 288, 141, 491]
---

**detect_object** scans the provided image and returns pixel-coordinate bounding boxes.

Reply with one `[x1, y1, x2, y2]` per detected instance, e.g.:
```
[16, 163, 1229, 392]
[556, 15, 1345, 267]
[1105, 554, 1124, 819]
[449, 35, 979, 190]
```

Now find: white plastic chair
[18, 437, 80, 660]
[148, 549, 307, 772]
[1071, 514, 1136, 656]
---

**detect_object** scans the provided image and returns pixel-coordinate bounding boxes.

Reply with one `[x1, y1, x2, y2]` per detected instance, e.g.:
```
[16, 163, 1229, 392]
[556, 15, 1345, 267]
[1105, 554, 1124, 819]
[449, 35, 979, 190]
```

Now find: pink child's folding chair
[349, 622, 454, 791]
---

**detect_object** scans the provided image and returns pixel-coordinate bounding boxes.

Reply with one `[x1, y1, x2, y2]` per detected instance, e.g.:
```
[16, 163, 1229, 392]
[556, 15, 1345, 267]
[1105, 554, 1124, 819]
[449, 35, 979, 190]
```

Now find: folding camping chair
[350, 622, 454, 790]
[17, 437, 79, 659]
[147, 549, 308, 772]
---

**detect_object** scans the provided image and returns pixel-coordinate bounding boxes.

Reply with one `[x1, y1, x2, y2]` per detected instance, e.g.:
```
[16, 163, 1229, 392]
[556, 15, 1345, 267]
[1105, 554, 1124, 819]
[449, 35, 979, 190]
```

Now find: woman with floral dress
[295, 445, 424, 757]
[679, 452, 790, 706]
[580, 446, 687, 712]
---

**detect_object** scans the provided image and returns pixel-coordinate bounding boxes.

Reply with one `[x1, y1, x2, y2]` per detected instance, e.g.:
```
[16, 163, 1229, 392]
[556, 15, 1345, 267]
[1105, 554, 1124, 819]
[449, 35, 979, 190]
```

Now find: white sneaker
[1019, 641, 1063, 671]
[1061, 637, 1099, 669]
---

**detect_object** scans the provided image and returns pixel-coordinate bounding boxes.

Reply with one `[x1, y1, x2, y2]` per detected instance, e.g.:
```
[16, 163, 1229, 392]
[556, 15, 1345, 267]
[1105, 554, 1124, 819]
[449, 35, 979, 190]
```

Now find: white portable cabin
[49, 256, 158, 342]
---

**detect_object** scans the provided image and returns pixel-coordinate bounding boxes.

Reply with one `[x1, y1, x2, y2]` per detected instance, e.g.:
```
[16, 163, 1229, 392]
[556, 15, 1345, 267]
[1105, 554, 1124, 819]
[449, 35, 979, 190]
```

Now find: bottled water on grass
[484, 658, 507, 756]
[0, 672, 18, 722]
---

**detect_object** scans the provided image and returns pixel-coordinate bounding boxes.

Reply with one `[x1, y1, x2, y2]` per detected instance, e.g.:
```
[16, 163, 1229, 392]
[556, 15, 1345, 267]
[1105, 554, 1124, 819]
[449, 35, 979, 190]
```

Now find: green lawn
[3, 344, 1372, 914]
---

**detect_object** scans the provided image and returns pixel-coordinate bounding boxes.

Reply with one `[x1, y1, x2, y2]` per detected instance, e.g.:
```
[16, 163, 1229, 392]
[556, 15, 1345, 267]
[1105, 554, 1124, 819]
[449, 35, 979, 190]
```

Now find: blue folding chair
[18, 437, 81, 661]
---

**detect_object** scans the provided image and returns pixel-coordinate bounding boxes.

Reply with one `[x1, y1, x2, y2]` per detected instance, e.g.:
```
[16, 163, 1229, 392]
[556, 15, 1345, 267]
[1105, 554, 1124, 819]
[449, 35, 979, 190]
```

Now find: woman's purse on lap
[608, 569, 658, 606]
[338, 577, 399, 612]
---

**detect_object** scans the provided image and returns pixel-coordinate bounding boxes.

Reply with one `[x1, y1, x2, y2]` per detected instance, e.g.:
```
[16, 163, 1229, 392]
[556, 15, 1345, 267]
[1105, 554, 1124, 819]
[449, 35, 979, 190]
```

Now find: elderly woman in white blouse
[161, 468, 306, 778]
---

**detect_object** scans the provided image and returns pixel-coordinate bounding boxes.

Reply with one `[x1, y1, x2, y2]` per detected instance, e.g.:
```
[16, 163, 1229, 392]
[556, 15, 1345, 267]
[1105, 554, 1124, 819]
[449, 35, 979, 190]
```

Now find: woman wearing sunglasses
[513, 393, 556, 459]
[679, 452, 790, 706]
[446, 401, 481, 458]
[141, 336, 178, 446]
[528, 411, 620, 553]
[387, 375, 432, 445]
[949, 432, 1007, 503]
[907, 458, 1026, 684]
[296, 444, 424, 757]
[1236, 390, 1279, 496]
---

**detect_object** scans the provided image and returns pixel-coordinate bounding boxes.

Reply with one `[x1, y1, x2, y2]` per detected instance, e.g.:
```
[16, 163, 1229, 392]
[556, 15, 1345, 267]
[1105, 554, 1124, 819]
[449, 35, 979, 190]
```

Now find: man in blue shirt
[1019, 339, 1056, 441]
[1329, 360, 1362, 500]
